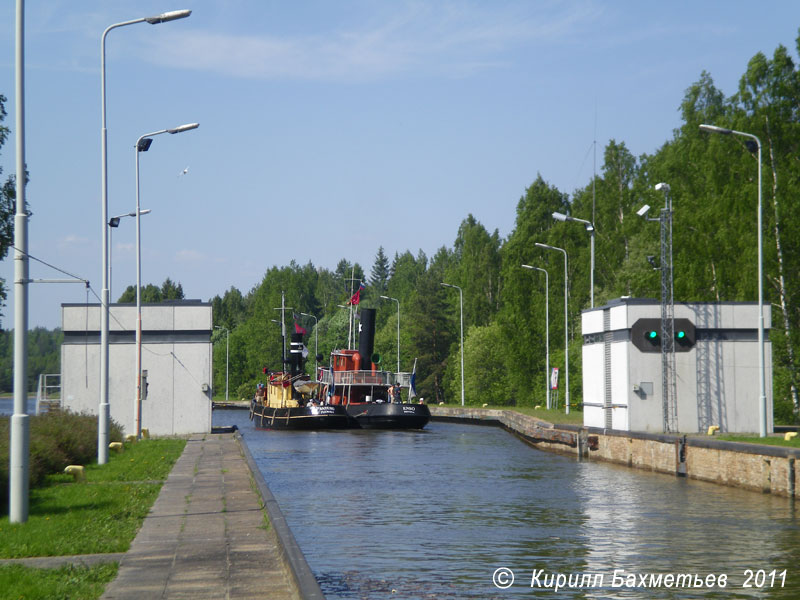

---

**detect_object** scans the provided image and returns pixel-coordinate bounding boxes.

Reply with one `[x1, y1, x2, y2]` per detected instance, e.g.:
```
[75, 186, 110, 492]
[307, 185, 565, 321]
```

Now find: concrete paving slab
[101, 433, 298, 600]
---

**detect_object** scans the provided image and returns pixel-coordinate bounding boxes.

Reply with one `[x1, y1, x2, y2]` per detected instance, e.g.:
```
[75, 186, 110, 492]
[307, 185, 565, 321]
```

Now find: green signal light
[647, 331, 658, 340]
[676, 331, 686, 340]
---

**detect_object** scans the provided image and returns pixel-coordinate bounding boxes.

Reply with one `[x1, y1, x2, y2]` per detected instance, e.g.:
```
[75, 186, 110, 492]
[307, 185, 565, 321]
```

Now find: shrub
[0, 410, 124, 513]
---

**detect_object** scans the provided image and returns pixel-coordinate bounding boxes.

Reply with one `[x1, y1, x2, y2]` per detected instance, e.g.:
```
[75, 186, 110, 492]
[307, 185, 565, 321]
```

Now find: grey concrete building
[61, 301, 213, 436]
[581, 298, 773, 434]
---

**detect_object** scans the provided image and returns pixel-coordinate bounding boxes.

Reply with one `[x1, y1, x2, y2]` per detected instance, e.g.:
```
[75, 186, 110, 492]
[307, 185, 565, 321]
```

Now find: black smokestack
[358, 308, 376, 368]
[289, 332, 304, 378]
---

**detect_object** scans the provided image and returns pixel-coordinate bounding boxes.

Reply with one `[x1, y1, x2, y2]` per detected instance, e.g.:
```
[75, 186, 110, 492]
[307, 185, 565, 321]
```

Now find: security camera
[655, 182, 670, 192]
[636, 204, 650, 217]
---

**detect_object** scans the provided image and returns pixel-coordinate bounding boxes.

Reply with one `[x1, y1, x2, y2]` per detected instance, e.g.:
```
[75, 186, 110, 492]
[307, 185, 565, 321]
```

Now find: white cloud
[175, 249, 205, 262]
[60, 234, 90, 246]
[141, 2, 602, 82]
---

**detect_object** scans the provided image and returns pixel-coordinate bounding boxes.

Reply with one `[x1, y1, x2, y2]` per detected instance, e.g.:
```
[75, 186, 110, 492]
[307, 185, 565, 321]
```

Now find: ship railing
[318, 370, 413, 387]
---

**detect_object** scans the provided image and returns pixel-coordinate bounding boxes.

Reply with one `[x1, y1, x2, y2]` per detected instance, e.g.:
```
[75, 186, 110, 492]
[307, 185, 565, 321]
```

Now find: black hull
[346, 403, 430, 430]
[250, 400, 351, 430]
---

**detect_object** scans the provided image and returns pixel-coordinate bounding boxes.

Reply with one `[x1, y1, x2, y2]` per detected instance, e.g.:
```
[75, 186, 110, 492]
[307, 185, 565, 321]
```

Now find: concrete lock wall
[61, 302, 213, 436]
[582, 298, 773, 434]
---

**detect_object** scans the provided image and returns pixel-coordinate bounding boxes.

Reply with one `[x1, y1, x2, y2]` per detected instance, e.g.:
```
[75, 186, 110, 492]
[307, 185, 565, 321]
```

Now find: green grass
[715, 434, 800, 449]
[0, 438, 185, 559]
[0, 563, 118, 600]
[435, 402, 585, 425]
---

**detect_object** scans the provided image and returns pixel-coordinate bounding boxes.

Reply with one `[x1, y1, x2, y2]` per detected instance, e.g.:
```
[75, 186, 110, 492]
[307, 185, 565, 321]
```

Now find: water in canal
[214, 410, 800, 599]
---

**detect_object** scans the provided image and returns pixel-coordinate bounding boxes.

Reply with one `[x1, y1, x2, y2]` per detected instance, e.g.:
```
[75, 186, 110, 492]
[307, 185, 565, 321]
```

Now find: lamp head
[108, 217, 121, 228]
[145, 10, 192, 24]
[636, 204, 650, 217]
[552, 212, 568, 222]
[655, 182, 670, 193]
[137, 138, 153, 152]
[168, 123, 199, 134]
[699, 123, 732, 135]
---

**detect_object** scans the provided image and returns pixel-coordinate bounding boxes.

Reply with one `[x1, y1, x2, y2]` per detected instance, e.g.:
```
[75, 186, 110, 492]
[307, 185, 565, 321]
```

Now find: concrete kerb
[235, 431, 325, 600]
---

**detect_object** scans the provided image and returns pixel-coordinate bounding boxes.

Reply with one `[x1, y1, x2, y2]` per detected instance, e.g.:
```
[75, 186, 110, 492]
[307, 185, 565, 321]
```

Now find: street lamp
[99, 8, 191, 464]
[380, 295, 401, 372]
[535, 243, 570, 414]
[441, 283, 465, 406]
[108, 209, 150, 300]
[699, 123, 766, 437]
[300, 312, 318, 376]
[522, 265, 550, 409]
[134, 122, 199, 438]
[214, 326, 229, 403]
[552, 212, 595, 308]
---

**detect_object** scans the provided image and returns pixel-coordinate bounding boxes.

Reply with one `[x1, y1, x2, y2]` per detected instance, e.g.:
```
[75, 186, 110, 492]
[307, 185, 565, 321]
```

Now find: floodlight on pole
[700, 122, 767, 437]
[108, 209, 150, 299]
[441, 283, 465, 406]
[535, 242, 570, 414]
[522, 265, 550, 409]
[552, 212, 595, 308]
[134, 123, 199, 439]
[99, 8, 192, 466]
[380, 295, 401, 373]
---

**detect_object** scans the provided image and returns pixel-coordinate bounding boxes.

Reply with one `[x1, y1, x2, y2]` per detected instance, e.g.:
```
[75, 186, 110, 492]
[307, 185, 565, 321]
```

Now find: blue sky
[2, 1, 800, 328]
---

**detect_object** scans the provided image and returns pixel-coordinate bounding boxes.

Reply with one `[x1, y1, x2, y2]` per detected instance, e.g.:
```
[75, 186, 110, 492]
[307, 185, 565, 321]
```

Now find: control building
[581, 298, 772, 433]
[60, 301, 213, 436]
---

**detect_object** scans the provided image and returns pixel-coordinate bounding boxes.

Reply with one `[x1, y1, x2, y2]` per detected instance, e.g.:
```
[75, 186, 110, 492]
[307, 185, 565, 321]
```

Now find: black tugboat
[319, 308, 430, 429]
[249, 294, 350, 430]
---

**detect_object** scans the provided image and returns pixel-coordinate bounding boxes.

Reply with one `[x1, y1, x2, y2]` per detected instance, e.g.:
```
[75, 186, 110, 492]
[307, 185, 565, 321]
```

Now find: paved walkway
[101, 433, 298, 600]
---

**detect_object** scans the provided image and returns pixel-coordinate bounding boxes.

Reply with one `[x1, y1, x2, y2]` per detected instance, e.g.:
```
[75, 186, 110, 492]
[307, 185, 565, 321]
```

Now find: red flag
[347, 282, 366, 305]
[294, 322, 307, 335]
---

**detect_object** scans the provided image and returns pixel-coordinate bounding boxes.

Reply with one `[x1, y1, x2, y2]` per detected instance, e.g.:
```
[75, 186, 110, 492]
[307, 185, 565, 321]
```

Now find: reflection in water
[215, 410, 800, 599]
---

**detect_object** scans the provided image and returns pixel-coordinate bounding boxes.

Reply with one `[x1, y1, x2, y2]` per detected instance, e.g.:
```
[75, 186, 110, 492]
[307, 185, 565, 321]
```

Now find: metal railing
[36, 373, 61, 415]
[318, 370, 413, 387]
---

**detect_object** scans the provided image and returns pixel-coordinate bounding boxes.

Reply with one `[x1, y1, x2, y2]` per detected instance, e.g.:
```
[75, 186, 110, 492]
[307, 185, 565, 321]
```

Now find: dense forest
[3, 36, 800, 424]
[209, 34, 800, 425]
[0, 328, 62, 393]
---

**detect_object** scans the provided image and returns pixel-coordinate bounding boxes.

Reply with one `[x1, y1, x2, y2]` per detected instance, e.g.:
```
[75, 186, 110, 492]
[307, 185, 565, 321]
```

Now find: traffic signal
[631, 318, 696, 353]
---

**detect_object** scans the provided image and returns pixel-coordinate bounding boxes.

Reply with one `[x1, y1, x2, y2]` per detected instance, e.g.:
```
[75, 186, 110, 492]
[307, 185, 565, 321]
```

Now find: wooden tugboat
[319, 308, 430, 430]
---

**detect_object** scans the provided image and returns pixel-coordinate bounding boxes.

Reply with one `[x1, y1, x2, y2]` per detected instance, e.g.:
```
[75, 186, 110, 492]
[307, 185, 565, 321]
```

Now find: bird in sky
[178, 166, 189, 177]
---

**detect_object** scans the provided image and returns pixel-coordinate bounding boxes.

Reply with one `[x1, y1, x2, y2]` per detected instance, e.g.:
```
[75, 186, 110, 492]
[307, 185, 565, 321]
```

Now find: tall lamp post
[99, 8, 191, 464]
[522, 265, 550, 409]
[441, 283, 465, 406]
[214, 326, 229, 403]
[552, 212, 595, 308]
[300, 312, 318, 376]
[535, 243, 570, 414]
[10, 0, 29, 523]
[134, 122, 199, 438]
[108, 209, 150, 300]
[380, 295, 401, 372]
[699, 123, 766, 437]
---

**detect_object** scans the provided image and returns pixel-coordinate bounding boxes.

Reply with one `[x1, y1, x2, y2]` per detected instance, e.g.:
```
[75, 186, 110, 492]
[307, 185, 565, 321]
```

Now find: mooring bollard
[109, 441, 123, 453]
[64, 465, 85, 482]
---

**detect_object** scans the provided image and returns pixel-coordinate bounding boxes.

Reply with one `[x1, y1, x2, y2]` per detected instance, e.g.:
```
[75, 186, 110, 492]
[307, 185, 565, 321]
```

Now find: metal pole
[99, 9, 192, 461]
[522, 265, 549, 409]
[757, 139, 766, 437]
[134, 137, 143, 438]
[441, 283, 464, 406]
[134, 124, 197, 438]
[10, 0, 30, 523]
[458, 286, 464, 407]
[699, 124, 767, 437]
[590, 226, 595, 309]
[536, 243, 569, 414]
